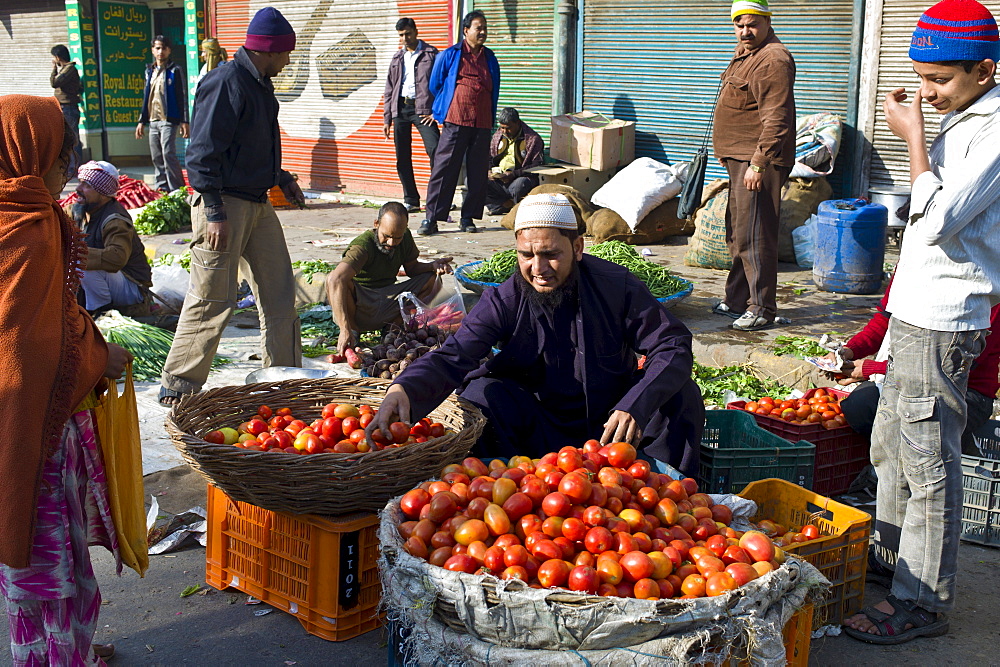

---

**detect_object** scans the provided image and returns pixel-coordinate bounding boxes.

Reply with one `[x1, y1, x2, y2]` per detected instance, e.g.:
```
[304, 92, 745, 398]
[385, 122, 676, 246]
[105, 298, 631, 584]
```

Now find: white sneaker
[732, 311, 772, 331]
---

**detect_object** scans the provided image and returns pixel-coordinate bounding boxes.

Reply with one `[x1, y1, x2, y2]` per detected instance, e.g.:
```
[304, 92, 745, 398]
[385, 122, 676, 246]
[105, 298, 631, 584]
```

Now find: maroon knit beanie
[245, 7, 296, 53]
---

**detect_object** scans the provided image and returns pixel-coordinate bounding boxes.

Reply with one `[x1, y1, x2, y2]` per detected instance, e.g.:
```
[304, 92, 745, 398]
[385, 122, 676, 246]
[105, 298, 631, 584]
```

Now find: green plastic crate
[699, 410, 815, 494]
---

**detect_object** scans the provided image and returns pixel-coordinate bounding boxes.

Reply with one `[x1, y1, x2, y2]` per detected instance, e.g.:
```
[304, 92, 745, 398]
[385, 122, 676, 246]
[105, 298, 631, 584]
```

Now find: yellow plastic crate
[739, 478, 871, 627]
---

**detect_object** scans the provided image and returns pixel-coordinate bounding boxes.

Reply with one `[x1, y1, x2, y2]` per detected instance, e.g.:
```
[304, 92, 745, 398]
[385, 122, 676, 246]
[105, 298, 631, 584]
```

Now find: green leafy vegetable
[770, 335, 828, 359]
[292, 260, 337, 284]
[134, 189, 190, 235]
[693, 361, 792, 407]
[465, 249, 517, 283]
[151, 250, 192, 271]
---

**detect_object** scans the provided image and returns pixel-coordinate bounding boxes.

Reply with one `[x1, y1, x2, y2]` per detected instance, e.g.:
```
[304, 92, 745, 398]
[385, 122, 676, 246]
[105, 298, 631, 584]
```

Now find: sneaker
[459, 217, 478, 233]
[732, 311, 773, 331]
[711, 301, 741, 319]
[417, 219, 438, 236]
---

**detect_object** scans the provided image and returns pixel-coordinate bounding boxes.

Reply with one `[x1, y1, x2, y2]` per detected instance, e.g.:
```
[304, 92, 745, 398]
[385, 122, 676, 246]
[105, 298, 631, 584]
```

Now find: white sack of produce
[379, 494, 828, 659]
[591, 157, 684, 232]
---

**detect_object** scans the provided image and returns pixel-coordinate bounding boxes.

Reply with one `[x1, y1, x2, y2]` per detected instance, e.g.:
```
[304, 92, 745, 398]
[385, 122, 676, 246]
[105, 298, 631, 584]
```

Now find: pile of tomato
[742, 387, 847, 430]
[202, 402, 447, 455]
[395, 442, 823, 600]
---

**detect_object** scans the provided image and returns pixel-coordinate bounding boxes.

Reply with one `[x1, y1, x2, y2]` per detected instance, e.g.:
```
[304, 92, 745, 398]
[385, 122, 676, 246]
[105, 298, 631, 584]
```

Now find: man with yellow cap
[369, 193, 704, 471]
[711, 0, 796, 331]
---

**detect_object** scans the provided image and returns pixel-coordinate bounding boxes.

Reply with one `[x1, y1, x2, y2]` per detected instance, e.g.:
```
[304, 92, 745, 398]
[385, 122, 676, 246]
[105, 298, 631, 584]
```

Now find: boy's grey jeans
[872, 317, 985, 613]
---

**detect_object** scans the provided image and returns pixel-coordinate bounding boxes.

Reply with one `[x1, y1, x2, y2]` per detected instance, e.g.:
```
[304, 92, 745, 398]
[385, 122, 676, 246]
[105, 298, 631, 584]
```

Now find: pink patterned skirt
[0, 410, 120, 666]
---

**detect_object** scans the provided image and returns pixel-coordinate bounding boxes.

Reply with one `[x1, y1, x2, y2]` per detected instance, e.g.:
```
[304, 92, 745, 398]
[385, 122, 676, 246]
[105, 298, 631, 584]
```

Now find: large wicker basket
[165, 377, 485, 515]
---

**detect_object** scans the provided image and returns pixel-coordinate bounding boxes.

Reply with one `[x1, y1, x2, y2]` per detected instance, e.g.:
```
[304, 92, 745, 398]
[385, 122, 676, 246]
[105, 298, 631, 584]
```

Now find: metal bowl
[869, 187, 910, 228]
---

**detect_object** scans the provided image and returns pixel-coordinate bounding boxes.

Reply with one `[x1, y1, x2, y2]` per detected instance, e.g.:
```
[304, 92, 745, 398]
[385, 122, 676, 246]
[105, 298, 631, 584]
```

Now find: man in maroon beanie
[159, 6, 305, 405]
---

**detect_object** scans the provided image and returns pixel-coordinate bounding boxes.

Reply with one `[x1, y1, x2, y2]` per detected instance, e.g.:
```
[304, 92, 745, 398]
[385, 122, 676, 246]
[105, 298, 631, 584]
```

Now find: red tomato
[410, 421, 429, 437]
[321, 417, 343, 439]
[321, 403, 337, 419]
[257, 405, 273, 420]
[389, 421, 410, 444]
[341, 416, 360, 437]
[349, 428, 366, 444]
[428, 422, 446, 438]
[359, 412, 374, 428]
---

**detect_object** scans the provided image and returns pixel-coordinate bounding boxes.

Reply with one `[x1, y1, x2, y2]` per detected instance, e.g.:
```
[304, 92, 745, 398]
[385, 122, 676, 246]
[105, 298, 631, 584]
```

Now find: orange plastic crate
[709, 604, 812, 667]
[739, 479, 871, 628]
[205, 484, 383, 641]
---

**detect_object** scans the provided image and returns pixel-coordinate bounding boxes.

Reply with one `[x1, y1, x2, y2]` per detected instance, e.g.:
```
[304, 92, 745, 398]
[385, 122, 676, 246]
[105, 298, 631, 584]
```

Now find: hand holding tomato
[600, 410, 642, 446]
[367, 383, 411, 446]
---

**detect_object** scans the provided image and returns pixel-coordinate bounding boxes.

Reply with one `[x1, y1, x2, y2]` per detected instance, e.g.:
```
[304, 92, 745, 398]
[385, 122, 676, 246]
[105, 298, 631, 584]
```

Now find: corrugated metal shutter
[582, 0, 855, 192]
[213, 0, 452, 195]
[0, 1, 70, 97]
[470, 0, 555, 141]
[865, 0, 937, 190]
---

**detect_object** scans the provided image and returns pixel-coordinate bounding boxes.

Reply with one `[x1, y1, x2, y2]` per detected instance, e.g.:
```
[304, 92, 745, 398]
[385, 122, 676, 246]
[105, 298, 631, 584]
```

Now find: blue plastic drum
[812, 198, 887, 294]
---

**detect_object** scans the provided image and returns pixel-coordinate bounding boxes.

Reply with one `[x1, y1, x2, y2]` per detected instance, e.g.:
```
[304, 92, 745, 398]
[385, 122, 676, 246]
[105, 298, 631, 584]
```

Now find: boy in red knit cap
[844, 0, 1000, 645]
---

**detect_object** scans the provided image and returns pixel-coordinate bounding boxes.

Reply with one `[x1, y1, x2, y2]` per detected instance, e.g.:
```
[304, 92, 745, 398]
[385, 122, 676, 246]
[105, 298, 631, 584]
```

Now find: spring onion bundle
[96, 311, 228, 381]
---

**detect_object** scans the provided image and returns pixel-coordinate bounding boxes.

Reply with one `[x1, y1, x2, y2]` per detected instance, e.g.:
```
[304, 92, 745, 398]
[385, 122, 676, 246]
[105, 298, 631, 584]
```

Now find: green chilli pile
[464, 241, 689, 299]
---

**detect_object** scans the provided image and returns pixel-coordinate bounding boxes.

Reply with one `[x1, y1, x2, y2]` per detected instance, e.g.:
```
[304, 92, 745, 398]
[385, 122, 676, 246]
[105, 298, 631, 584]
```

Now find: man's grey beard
[71, 200, 87, 224]
[375, 239, 395, 255]
[514, 262, 579, 311]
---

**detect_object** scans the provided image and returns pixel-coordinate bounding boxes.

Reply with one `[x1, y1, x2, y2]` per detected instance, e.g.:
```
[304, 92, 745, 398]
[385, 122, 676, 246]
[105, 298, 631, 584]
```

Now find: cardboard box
[549, 111, 636, 171]
[526, 163, 617, 202]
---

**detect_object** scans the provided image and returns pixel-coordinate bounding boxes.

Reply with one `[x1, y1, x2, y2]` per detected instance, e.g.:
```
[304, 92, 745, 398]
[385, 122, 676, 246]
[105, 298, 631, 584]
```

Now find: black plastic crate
[963, 421, 1000, 547]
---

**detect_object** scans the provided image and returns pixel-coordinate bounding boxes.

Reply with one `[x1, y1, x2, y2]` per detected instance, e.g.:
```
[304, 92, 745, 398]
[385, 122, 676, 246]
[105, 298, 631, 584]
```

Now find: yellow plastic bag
[93, 364, 149, 576]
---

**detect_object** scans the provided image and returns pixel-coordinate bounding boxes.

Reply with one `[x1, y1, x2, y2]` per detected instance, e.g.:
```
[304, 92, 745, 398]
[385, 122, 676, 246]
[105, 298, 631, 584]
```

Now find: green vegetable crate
[698, 410, 815, 494]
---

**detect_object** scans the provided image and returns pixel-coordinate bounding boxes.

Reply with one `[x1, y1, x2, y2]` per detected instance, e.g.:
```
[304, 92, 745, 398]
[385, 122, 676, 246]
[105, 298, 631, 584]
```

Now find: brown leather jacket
[712, 30, 796, 169]
[384, 40, 439, 123]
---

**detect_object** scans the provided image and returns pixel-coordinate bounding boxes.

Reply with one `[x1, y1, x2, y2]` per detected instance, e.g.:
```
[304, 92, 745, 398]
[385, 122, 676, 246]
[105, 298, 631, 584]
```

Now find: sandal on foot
[158, 386, 186, 407]
[843, 595, 949, 645]
[867, 546, 895, 588]
[711, 301, 741, 319]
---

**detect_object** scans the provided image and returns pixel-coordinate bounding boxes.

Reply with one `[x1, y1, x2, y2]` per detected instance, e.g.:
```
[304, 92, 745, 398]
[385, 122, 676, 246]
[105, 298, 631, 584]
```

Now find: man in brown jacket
[50, 44, 82, 171]
[73, 161, 152, 316]
[384, 18, 440, 213]
[711, 0, 795, 331]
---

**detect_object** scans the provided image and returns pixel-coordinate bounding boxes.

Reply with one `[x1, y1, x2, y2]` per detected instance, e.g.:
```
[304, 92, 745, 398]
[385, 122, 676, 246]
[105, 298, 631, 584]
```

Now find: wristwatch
[749, 164, 765, 173]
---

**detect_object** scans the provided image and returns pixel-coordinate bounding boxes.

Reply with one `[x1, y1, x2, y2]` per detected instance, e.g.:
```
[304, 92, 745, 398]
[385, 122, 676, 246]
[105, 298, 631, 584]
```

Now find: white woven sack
[591, 157, 683, 232]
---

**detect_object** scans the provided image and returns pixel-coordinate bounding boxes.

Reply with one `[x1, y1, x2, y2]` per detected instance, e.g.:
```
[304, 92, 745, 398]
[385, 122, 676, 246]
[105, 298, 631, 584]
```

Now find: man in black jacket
[384, 18, 439, 213]
[159, 7, 304, 405]
[136, 35, 189, 193]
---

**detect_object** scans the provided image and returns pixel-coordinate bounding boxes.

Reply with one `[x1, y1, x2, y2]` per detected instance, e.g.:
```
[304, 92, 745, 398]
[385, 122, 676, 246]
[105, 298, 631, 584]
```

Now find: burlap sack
[587, 198, 695, 244]
[683, 179, 732, 270]
[500, 184, 595, 232]
[778, 177, 832, 262]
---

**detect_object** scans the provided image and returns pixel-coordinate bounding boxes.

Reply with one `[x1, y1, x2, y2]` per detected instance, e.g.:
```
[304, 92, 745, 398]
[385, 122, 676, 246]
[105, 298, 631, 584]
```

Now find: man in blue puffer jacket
[136, 35, 189, 192]
[418, 11, 500, 236]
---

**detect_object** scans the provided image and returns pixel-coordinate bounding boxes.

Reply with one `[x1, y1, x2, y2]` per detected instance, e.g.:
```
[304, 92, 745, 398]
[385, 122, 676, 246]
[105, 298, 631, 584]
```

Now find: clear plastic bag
[396, 274, 466, 334]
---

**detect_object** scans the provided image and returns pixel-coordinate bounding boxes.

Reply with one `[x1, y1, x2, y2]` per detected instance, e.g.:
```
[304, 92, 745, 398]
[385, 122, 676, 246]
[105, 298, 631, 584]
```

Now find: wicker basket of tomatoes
[164, 377, 486, 516]
[726, 388, 869, 496]
[378, 445, 829, 656]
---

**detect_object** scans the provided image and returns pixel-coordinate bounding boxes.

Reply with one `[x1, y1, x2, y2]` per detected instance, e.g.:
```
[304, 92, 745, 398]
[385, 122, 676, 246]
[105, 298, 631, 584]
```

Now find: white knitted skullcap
[513, 193, 578, 232]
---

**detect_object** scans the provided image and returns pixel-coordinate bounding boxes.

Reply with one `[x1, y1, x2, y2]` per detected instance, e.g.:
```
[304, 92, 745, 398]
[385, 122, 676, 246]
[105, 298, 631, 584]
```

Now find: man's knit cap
[731, 0, 772, 20]
[245, 7, 296, 53]
[910, 0, 999, 63]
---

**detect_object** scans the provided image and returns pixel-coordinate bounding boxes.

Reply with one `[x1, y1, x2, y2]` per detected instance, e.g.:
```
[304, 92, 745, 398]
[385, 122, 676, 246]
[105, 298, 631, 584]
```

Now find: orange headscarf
[0, 95, 108, 568]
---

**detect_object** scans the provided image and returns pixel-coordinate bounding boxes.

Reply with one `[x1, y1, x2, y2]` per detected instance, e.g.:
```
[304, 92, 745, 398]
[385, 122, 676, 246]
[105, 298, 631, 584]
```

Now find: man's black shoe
[406, 204, 421, 213]
[418, 219, 438, 236]
[459, 218, 478, 233]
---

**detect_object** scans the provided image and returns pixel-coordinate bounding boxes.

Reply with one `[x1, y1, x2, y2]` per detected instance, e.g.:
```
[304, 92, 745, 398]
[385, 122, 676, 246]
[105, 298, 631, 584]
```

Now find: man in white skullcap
[74, 160, 152, 316]
[370, 194, 704, 471]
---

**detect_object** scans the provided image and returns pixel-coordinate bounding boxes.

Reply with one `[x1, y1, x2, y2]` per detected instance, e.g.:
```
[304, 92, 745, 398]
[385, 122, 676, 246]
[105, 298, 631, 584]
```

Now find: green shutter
[472, 0, 556, 141]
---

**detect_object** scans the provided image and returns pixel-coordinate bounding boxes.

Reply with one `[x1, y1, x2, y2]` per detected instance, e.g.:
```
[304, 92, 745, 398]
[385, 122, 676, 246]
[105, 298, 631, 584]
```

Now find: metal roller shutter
[860, 0, 941, 190]
[581, 0, 856, 192]
[470, 0, 555, 141]
[0, 1, 70, 97]
[213, 0, 452, 195]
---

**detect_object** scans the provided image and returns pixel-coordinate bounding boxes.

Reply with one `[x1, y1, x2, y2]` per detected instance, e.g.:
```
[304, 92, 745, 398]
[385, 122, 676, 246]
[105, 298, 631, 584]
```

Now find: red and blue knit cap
[245, 7, 296, 53]
[910, 0, 1000, 62]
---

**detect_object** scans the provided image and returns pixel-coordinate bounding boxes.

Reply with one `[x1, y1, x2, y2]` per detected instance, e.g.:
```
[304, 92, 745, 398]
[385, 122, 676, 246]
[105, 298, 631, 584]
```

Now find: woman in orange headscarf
[0, 95, 132, 665]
